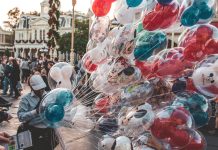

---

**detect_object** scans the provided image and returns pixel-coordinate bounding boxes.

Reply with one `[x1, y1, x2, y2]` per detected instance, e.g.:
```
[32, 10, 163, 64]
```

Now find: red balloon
[94, 97, 110, 113]
[183, 43, 205, 62]
[84, 56, 98, 73]
[135, 60, 153, 77]
[169, 129, 191, 148]
[203, 39, 218, 55]
[170, 107, 190, 126]
[143, 11, 163, 31]
[150, 118, 173, 139]
[143, 2, 179, 31]
[92, 0, 115, 17]
[196, 25, 213, 43]
[155, 59, 184, 77]
[180, 25, 213, 48]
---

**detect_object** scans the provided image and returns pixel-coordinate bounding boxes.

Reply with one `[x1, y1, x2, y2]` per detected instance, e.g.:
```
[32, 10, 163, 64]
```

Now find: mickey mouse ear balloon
[192, 54, 218, 97]
[39, 88, 74, 127]
[48, 62, 75, 90]
[181, 0, 216, 26]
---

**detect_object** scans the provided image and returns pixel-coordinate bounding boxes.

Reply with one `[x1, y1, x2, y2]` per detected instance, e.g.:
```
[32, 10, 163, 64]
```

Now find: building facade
[0, 27, 13, 56]
[14, 0, 86, 59]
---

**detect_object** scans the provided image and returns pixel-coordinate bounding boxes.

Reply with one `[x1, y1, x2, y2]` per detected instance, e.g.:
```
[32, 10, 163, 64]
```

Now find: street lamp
[70, 0, 77, 65]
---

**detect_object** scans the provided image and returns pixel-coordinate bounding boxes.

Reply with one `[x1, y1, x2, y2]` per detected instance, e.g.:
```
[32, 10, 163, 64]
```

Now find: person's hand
[0, 145, 5, 150]
[0, 132, 10, 144]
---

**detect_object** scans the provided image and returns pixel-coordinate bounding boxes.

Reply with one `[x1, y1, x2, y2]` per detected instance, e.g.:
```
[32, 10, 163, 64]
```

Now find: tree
[57, 19, 89, 55]
[47, 0, 61, 51]
[57, 33, 71, 53]
[3, 7, 21, 30]
[74, 19, 89, 55]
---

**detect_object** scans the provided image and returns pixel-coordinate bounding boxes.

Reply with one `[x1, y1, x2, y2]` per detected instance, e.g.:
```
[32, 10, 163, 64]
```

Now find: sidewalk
[0, 85, 218, 150]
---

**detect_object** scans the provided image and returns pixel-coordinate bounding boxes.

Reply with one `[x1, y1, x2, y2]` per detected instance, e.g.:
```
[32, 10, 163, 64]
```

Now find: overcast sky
[0, 0, 90, 27]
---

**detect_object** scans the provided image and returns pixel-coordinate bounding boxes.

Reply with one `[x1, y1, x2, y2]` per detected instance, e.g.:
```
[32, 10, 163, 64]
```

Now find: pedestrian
[3, 57, 13, 96]
[11, 59, 21, 99]
[20, 58, 30, 83]
[0, 59, 5, 90]
[17, 75, 59, 150]
[41, 68, 50, 92]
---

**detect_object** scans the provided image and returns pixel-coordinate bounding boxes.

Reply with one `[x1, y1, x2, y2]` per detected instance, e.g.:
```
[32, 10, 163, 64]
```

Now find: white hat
[29, 75, 46, 90]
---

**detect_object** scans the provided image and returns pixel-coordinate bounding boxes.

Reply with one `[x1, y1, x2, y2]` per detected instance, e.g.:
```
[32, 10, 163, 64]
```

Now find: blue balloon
[56, 89, 73, 106]
[172, 92, 209, 128]
[157, 0, 173, 5]
[197, 2, 213, 19]
[134, 31, 167, 61]
[126, 0, 143, 7]
[192, 111, 209, 127]
[45, 104, 65, 123]
[181, 6, 200, 26]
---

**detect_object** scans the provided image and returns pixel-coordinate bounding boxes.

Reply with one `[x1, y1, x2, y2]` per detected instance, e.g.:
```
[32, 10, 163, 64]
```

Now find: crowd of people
[0, 55, 59, 99]
[0, 54, 85, 150]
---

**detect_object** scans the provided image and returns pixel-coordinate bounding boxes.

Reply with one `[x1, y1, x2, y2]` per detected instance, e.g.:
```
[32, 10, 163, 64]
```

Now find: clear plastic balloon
[97, 116, 119, 134]
[172, 92, 210, 128]
[69, 104, 95, 132]
[114, 136, 133, 150]
[121, 81, 154, 106]
[93, 94, 110, 114]
[89, 16, 110, 43]
[39, 88, 74, 128]
[98, 135, 116, 150]
[146, 78, 174, 110]
[98, 135, 133, 150]
[150, 106, 194, 149]
[134, 30, 167, 61]
[133, 132, 159, 150]
[108, 24, 135, 58]
[181, 0, 216, 27]
[192, 54, 218, 97]
[179, 24, 218, 62]
[107, 57, 141, 86]
[48, 62, 76, 90]
[81, 51, 98, 74]
[118, 103, 155, 138]
[113, 0, 150, 25]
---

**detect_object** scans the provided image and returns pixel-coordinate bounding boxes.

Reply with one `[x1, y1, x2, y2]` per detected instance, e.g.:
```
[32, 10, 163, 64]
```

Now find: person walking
[11, 59, 21, 99]
[3, 57, 13, 96]
[20, 58, 30, 83]
[17, 75, 59, 150]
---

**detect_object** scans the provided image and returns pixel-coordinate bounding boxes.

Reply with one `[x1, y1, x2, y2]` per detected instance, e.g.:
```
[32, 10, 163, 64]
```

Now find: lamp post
[70, 0, 77, 65]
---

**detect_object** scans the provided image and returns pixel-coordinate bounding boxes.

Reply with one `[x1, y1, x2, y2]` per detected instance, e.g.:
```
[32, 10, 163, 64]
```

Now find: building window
[35, 30, 37, 40]
[43, 30, 45, 40]
[29, 32, 32, 40]
[40, 30, 42, 40]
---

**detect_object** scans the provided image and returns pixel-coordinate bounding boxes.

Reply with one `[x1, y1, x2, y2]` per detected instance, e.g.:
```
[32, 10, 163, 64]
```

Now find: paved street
[0, 84, 218, 150]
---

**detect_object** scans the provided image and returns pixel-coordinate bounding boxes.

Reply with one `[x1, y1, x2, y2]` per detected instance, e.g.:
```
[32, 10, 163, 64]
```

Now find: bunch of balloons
[36, 0, 218, 149]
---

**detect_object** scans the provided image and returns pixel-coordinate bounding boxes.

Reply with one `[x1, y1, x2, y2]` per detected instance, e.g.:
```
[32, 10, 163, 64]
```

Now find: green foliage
[5, 49, 10, 57]
[4, 7, 21, 30]
[74, 19, 89, 55]
[58, 19, 89, 55]
[57, 33, 71, 53]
